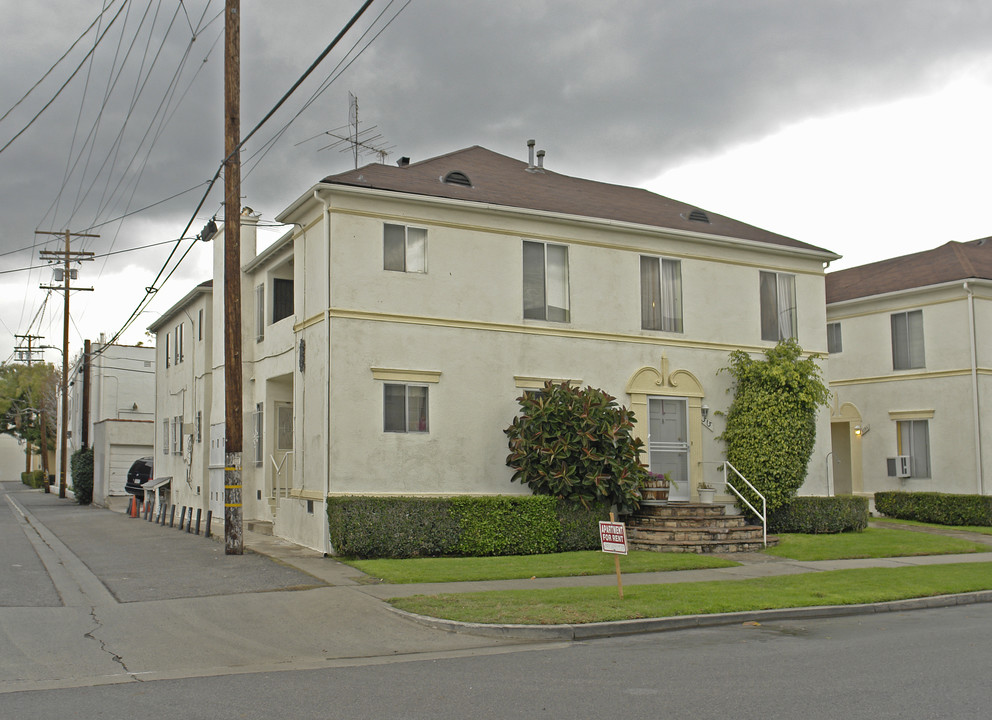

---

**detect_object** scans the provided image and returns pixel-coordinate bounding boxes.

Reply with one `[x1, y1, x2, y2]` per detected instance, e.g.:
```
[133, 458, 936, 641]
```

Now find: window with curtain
[383, 384, 429, 433]
[640, 256, 683, 332]
[383, 223, 427, 273]
[760, 271, 797, 341]
[523, 240, 569, 322]
[827, 322, 842, 353]
[897, 419, 931, 478]
[891, 310, 925, 370]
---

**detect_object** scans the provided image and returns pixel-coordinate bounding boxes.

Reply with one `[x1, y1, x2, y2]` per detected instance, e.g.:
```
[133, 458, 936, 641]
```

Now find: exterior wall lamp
[854, 424, 870, 437]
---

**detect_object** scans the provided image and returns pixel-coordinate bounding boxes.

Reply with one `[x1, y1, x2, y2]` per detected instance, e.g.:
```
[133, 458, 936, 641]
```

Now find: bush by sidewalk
[21, 469, 47, 489]
[875, 491, 992, 527]
[327, 495, 607, 558]
[768, 495, 868, 533]
[70, 446, 94, 505]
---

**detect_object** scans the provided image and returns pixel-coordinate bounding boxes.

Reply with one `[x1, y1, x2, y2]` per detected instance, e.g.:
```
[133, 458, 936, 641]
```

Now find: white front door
[648, 397, 690, 502]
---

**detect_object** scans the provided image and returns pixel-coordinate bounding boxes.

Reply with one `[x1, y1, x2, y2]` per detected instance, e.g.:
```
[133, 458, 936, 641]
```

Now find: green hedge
[874, 491, 992, 527]
[21, 470, 47, 489]
[327, 495, 608, 558]
[767, 495, 869, 534]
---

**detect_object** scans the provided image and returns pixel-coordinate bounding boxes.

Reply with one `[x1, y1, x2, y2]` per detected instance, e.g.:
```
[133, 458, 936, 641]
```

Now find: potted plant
[641, 472, 671, 503]
[697, 482, 716, 504]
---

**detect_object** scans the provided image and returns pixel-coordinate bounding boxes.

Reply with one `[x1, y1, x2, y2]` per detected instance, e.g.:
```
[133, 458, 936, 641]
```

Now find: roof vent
[396, 157, 410, 167]
[687, 209, 710, 224]
[443, 171, 472, 187]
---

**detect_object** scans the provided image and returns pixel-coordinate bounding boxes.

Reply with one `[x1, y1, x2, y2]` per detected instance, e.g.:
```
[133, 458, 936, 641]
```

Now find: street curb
[386, 589, 992, 640]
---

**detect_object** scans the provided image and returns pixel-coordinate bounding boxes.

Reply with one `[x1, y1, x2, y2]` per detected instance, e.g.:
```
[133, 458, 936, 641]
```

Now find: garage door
[109, 444, 151, 496]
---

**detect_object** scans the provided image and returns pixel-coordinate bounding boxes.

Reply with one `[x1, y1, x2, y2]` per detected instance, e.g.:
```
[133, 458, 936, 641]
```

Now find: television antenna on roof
[296, 92, 393, 169]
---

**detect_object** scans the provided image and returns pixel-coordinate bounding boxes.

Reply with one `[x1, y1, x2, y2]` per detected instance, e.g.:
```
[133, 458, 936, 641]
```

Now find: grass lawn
[342, 550, 738, 584]
[872, 516, 992, 537]
[765, 527, 989, 561]
[390, 562, 992, 625]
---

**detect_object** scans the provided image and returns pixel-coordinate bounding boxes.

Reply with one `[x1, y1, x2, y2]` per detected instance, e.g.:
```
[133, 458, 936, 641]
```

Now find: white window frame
[164, 332, 170, 368]
[523, 240, 570, 322]
[896, 418, 931, 478]
[383, 223, 427, 273]
[640, 255, 683, 332]
[827, 322, 842, 354]
[175, 322, 184, 364]
[383, 384, 430, 433]
[891, 309, 925, 370]
[760, 270, 797, 342]
[162, 419, 169, 455]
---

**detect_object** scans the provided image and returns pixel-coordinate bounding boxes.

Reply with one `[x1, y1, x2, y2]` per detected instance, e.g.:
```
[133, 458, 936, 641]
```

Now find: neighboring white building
[147, 281, 213, 517]
[826, 239, 991, 500]
[64, 339, 155, 504]
[156, 144, 839, 552]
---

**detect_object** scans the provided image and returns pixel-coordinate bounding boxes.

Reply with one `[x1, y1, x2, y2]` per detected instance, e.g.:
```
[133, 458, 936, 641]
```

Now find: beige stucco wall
[828, 282, 991, 496]
[279, 185, 833, 536]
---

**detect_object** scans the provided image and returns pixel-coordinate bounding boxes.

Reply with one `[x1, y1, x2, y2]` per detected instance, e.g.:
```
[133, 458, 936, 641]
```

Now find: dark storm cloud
[2, 0, 992, 356]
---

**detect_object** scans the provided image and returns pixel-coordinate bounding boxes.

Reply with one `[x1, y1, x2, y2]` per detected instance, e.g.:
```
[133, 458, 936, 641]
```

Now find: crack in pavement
[84, 606, 140, 682]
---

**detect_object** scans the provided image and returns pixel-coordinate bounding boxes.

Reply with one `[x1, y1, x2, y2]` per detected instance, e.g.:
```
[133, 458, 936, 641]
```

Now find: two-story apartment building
[826, 239, 991, 500]
[156, 144, 839, 552]
[65, 338, 155, 504]
[148, 281, 213, 516]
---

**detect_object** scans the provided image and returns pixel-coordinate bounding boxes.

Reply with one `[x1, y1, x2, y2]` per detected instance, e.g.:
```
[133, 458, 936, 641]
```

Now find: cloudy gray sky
[3, 0, 992, 363]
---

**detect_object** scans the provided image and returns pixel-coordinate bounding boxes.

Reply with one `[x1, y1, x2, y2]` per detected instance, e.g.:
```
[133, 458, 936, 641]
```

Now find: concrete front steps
[627, 502, 775, 553]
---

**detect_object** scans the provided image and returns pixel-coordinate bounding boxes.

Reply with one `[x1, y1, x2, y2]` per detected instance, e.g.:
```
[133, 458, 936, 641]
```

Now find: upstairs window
[640, 256, 683, 332]
[255, 284, 265, 343]
[272, 278, 294, 323]
[891, 310, 924, 370]
[384, 224, 427, 273]
[827, 322, 842, 354]
[523, 240, 570, 322]
[759, 271, 797, 341]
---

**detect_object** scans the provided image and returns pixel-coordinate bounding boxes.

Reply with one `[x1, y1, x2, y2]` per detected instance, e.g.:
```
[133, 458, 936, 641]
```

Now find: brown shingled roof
[826, 238, 992, 304]
[321, 146, 833, 255]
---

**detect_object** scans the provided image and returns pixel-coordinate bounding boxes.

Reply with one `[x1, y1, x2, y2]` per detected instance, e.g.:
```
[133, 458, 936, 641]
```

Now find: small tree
[719, 339, 830, 514]
[504, 381, 648, 514]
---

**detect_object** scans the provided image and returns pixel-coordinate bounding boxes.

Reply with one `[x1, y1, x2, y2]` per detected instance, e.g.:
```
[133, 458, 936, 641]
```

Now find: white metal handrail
[721, 460, 767, 547]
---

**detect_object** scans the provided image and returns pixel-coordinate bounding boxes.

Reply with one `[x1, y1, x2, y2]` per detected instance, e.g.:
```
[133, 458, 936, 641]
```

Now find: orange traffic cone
[129, 496, 139, 518]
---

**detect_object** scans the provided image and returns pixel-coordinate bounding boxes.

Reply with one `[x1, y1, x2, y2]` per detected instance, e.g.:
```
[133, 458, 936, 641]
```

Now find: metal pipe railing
[721, 461, 767, 547]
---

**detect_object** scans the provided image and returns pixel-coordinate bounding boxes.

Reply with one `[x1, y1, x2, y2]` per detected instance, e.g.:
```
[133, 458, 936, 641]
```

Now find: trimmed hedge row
[327, 495, 607, 558]
[21, 470, 47, 489]
[874, 491, 992, 527]
[767, 495, 869, 534]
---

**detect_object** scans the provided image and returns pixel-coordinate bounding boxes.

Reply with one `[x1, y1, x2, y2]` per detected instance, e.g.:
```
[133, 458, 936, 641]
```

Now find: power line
[0, 0, 131, 157]
[98, 0, 379, 351]
[0, 1, 123, 127]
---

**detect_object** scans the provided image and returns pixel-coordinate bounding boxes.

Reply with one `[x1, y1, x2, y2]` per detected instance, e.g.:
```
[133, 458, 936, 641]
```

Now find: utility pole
[38, 230, 96, 499]
[14, 334, 43, 365]
[81, 338, 91, 448]
[14, 334, 42, 474]
[224, 0, 244, 554]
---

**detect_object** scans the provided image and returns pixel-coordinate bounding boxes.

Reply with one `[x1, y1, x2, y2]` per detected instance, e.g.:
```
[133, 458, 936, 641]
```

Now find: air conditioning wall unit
[886, 455, 911, 478]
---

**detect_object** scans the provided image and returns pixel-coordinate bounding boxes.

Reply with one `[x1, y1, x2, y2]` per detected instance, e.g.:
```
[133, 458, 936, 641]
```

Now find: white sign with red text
[598, 521, 628, 555]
